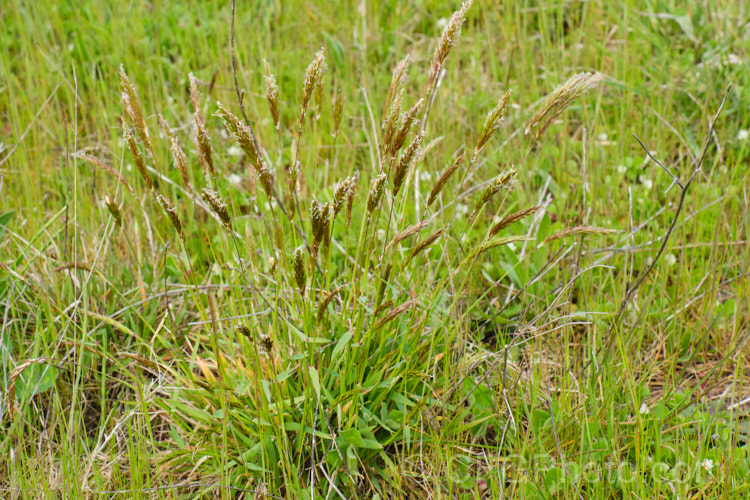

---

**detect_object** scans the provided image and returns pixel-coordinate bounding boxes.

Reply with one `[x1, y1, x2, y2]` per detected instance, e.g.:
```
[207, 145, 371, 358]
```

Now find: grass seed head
[124, 126, 153, 192]
[489, 204, 542, 236]
[427, 152, 465, 208]
[301, 47, 327, 125]
[429, 0, 473, 89]
[158, 114, 175, 140]
[367, 169, 387, 215]
[346, 170, 360, 228]
[310, 197, 331, 258]
[103, 195, 123, 229]
[525, 72, 603, 140]
[392, 132, 423, 197]
[169, 137, 192, 193]
[156, 193, 183, 240]
[383, 55, 410, 123]
[332, 90, 345, 139]
[201, 188, 232, 230]
[263, 59, 281, 130]
[475, 89, 512, 155]
[472, 166, 517, 217]
[119, 66, 152, 157]
[292, 246, 306, 296]
[332, 174, 358, 218]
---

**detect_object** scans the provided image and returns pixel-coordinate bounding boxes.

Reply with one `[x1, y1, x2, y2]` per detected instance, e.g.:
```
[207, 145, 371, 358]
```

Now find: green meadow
[1, 0, 749, 498]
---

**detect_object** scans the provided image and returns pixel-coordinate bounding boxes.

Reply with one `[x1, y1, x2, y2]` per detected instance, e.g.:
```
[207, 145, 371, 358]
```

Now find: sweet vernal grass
[3, 0, 744, 498]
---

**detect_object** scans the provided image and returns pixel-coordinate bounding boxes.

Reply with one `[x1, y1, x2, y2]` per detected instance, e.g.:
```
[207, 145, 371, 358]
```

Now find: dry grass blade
[525, 72, 603, 140]
[427, 152, 465, 208]
[386, 219, 431, 251]
[75, 153, 138, 199]
[489, 205, 542, 236]
[542, 225, 619, 245]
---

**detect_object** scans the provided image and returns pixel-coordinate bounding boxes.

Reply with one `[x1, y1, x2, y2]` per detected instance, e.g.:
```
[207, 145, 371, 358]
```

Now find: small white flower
[219, 129, 229, 139]
[227, 173, 242, 187]
[702, 459, 714, 472]
[227, 146, 242, 157]
[737, 129, 749, 141]
[419, 170, 432, 182]
[639, 403, 649, 415]
[508, 242, 517, 251]
[457, 203, 469, 215]
[597, 132, 608, 142]
[377, 229, 386, 240]
[664, 253, 676, 267]
[436, 17, 449, 30]
[126, 163, 133, 172]
[617, 164, 627, 175]
[638, 175, 653, 191]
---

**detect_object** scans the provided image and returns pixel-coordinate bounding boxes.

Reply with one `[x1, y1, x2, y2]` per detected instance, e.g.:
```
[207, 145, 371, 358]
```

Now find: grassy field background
[2, 0, 750, 498]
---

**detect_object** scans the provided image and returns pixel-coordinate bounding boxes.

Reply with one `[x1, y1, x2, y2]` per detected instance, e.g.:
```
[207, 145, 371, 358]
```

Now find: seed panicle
[427, 152, 465, 208]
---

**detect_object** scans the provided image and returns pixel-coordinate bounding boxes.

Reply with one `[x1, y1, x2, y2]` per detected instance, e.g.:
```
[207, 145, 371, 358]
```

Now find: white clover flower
[664, 253, 676, 267]
[702, 459, 714, 473]
[617, 164, 627, 175]
[227, 173, 242, 187]
[639, 403, 649, 415]
[227, 145, 242, 157]
[638, 175, 653, 191]
[597, 132, 608, 142]
[737, 129, 749, 141]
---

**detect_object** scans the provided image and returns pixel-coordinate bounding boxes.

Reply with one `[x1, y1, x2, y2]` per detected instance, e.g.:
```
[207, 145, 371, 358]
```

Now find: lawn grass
[1, 0, 750, 498]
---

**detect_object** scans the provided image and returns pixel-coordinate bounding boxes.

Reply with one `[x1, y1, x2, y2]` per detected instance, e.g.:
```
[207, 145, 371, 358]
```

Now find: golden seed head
[429, 0, 473, 89]
[193, 121, 215, 183]
[201, 188, 232, 230]
[119, 66, 152, 157]
[103, 195, 123, 229]
[169, 137, 191, 192]
[124, 125, 152, 191]
[383, 55, 410, 123]
[292, 246, 306, 296]
[332, 90, 345, 139]
[389, 98, 424, 156]
[427, 152, 465, 208]
[382, 88, 404, 153]
[263, 59, 281, 129]
[392, 133, 423, 197]
[332, 174, 358, 218]
[310, 197, 331, 258]
[489, 205, 542, 236]
[367, 169, 387, 215]
[156, 193, 183, 239]
[188, 72, 203, 127]
[475, 89, 512, 154]
[525, 72, 603, 140]
[472, 166, 517, 217]
[215, 102, 260, 166]
[301, 47, 327, 123]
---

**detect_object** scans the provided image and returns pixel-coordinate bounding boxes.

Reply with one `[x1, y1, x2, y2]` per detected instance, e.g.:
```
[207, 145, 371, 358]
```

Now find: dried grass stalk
[525, 72, 603, 140]
[427, 152, 465, 208]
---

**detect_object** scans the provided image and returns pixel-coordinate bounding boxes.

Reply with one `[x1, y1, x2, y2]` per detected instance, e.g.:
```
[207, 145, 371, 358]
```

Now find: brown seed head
[472, 166, 517, 217]
[383, 55, 410, 123]
[301, 47, 327, 125]
[169, 137, 191, 192]
[310, 197, 331, 258]
[124, 126, 152, 191]
[104, 195, 123, 229]
[263, 59, 281, 130]
[367, 169, 387, 215]
[119, 66, 152, 158]
[475, 89, 512, 155]
[525, 72, 603, 140]
[332, 174, 358, 218]
[346, 170, 359, 228]
[292, 246, 306, 296]
[427, 152, 465, 208]
[332, 90, 345, 139]
[390, 98, 424, 156]
[156, 193, 183, 240]
[201, 188, 232, 230]
[429, 0, 473, 89]
[393, 133, 423, 197]
[489, 205, 542, 236]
